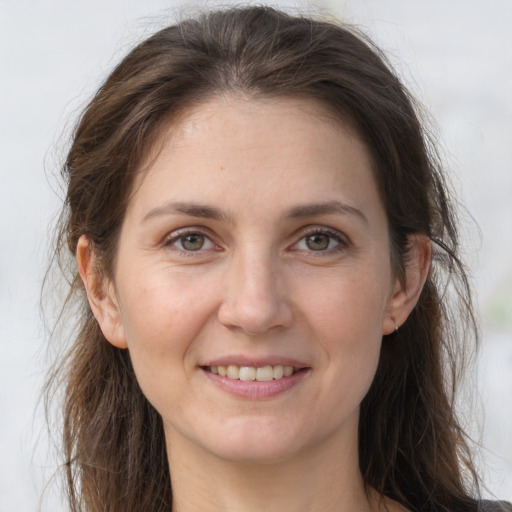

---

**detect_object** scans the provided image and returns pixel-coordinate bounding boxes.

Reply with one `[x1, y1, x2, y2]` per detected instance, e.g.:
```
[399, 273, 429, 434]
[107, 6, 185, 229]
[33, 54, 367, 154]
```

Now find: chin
[206, 415, 323, 465]
[177, 415, 309, 464]
[209, 440, 300, 465]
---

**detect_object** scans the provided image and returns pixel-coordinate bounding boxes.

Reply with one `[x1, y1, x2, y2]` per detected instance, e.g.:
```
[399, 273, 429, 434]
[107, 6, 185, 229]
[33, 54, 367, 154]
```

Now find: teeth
[239, 366, 256, 381]
[208, 364, 296, 381]
[256, 365, 273, 381]
[227, 365, 240, 379]
[273, 365, 284, 379]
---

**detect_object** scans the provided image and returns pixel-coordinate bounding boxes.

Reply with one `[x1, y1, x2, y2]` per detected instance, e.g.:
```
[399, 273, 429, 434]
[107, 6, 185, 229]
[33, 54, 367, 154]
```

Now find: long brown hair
[47, 6, 482, 511]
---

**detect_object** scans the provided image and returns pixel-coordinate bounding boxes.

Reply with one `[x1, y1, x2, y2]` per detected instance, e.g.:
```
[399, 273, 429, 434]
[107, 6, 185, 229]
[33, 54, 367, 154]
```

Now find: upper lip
[202, 356, 310, 369]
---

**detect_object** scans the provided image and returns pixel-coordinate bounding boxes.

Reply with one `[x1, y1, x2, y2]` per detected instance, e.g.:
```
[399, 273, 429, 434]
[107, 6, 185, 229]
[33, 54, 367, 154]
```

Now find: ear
[382, 234, 431, 335]
[76, 235, 128, 349]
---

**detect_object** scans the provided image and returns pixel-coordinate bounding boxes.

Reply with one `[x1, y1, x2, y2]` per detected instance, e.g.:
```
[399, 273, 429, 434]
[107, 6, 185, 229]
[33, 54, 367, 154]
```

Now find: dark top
[479, 501, 512, 511]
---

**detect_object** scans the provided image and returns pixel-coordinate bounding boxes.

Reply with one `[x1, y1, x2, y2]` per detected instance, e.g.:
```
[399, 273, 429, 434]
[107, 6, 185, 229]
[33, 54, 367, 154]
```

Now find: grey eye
[180, 234, 206, 251]
[171, 233, 216, 252]
[305, 233, 331, 251]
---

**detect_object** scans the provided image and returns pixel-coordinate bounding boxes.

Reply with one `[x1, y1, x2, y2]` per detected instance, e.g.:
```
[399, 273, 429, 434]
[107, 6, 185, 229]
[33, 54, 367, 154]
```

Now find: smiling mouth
[205, 364, 299, 381]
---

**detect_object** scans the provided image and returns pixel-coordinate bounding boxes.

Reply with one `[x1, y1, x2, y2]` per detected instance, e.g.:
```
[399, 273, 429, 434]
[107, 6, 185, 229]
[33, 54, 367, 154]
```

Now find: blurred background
[1, 0, 511, 510]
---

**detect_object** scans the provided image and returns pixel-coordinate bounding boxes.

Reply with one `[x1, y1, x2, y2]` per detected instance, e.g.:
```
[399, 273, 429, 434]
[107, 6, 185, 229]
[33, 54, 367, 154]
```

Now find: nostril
[217, 296, 293, 335]
[217, 257, 293, 334]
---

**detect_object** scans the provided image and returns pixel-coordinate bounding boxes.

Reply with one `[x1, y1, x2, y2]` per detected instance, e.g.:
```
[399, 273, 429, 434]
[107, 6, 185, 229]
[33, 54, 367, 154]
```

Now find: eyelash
[163, 228, 218, 256]
[291, 227, 349, 254]
[163, 226, 349, 256]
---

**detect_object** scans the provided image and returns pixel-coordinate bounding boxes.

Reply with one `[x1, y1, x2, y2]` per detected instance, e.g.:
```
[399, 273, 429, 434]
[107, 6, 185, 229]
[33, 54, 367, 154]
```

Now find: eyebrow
[141, 199, 367, 225]
[142, 201, 230, 224]
[286, 200, 368, 225]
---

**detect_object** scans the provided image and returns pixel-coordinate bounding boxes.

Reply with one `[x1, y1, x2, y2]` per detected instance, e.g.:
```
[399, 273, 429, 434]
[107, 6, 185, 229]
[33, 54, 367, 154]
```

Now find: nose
[217, 249, 293, 336]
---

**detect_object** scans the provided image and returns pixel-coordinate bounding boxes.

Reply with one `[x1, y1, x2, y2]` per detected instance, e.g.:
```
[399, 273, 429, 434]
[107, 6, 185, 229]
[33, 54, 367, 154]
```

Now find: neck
[166, 419, 375, 512]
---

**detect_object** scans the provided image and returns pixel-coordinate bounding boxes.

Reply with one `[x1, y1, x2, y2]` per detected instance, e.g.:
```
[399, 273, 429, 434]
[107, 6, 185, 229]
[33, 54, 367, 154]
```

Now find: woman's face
[95, 96, 406, 463]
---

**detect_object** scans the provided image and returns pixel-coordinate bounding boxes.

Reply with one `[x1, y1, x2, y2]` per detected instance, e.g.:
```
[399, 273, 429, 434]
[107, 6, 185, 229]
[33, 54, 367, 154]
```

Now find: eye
[304, 233, 332, 251]
[167, 231, 216, 252]
[293, 229, 346, 252]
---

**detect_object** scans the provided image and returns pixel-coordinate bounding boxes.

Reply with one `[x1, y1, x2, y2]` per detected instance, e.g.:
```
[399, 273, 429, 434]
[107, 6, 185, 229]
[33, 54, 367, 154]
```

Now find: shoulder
[479, 500, 512, 511]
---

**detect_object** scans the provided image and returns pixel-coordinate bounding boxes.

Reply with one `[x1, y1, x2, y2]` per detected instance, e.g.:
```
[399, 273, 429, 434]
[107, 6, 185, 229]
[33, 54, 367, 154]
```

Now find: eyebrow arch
[141, 200, 368, 225]
[141, 201, 231, 224]
[286, 200, 368, 224]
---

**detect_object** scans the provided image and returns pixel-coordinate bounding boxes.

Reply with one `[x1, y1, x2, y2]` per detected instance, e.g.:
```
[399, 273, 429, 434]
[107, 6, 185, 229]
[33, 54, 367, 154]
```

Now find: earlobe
[383, 234, 431, 335]
[76, 235, 128, 349]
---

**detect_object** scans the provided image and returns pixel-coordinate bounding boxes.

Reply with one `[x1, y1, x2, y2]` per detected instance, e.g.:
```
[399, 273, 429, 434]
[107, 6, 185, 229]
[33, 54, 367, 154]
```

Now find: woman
[47, 6, 511, 512]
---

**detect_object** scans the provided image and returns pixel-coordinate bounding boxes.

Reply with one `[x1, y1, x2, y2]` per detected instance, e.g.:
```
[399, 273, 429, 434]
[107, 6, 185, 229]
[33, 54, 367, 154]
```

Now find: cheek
[120, 267, 216, 341]
[116, 273, 219, 390]
[305, 268, 390, 339]
[303, 270, 388, 387]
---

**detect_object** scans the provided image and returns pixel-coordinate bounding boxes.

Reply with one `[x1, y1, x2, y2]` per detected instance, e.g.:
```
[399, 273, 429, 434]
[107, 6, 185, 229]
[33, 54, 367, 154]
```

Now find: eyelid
[161, 224, 349, 254]
[290, 226, 350, 252]
[163, 227, 220, 253]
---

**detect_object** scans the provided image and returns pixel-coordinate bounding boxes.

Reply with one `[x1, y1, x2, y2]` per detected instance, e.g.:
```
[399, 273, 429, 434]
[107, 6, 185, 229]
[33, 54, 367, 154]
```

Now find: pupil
[182, 234, 204, 251]
[306, 234, 329, 251]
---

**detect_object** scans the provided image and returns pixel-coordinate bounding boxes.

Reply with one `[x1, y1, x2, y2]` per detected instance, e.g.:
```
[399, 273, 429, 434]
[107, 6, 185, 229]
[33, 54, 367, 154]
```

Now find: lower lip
[201, 368, 310, 399]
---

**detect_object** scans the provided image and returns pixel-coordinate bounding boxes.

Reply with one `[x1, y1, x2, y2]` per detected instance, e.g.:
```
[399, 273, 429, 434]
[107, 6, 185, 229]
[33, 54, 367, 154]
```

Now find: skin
[78, 95, 429, 512]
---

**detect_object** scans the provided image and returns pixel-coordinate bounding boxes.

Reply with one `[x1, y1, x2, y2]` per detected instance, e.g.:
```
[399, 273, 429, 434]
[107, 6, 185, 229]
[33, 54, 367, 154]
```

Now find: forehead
[127, 95, 383, 226]
[166, 94, 361, 152]
[138, 94, 364, 173]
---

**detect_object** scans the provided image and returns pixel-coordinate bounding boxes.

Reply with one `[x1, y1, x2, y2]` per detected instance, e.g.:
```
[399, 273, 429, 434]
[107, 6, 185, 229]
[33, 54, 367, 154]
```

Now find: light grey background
[1, 1, 511, 510]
